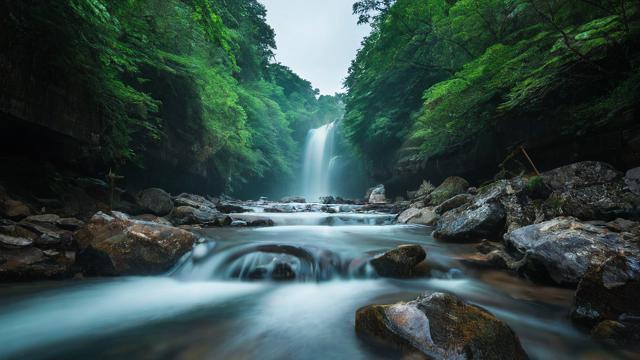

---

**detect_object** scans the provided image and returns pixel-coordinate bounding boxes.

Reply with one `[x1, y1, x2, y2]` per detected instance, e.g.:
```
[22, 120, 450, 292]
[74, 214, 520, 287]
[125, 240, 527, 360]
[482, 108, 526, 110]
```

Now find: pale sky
[260, 0, 371, 95]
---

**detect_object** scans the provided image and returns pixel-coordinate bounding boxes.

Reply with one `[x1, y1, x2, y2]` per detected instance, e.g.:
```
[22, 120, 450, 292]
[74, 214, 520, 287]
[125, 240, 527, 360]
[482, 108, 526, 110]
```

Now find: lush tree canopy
[3, 0, 343, 193]
[344, 0, 640, 175]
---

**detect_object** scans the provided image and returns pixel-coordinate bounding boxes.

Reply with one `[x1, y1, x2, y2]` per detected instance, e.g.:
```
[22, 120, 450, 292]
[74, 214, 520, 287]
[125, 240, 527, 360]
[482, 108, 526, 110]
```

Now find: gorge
[1, 1, 640, 360]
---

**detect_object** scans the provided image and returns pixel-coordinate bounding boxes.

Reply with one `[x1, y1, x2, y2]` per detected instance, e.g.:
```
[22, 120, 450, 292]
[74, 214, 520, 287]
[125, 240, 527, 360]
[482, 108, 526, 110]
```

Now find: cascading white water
[301, 121, 336, 201]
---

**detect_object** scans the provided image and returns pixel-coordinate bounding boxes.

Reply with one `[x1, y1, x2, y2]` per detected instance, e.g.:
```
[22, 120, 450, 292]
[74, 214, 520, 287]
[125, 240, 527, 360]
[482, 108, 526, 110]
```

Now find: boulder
[370, 245, 426, 278]
[397, 207, 438, 226]
[137, 188, 174, 216]
[539, 161, 639, 221]
[590, 320, 640, 349]
[572, 253, 640, 328]
[504, 217, 640, 286]
[55, 217, 85, 230]
[434, 193, 473, 214]
[0, 234, 33, 248]
[429, 176, 469, 206]
[18, 217, 75, 250]
[433, 183, 508, 242]
[173, 193, 218, 210]
[542, 161, 621, 190]
[217, 203, 251, 214]
[368, 184, 387, 204]
[554, 181, 639, 221]
[625, 167, 640, 196]
[0, 198, 31, 219]
[281, 196, 306, 203]
[0, 246, 75, 281]
[75, 212, 197, 276]
[355, 292, 528, 359]
[248, 218, 275, 227]
[169, 206, 223, 226]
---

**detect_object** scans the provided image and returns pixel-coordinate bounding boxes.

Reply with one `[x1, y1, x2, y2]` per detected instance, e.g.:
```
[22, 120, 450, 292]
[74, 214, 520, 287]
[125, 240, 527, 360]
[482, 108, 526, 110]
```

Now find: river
[0, 210, 630, 360]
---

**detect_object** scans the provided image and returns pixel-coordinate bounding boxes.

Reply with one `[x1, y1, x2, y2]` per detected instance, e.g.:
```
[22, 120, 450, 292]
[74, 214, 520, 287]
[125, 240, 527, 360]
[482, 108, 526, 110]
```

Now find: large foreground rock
[75, 212, 197, 276]
[504, 217, 639, 286]
[370, 245, 426, 277]
[355, 292, 528, 359]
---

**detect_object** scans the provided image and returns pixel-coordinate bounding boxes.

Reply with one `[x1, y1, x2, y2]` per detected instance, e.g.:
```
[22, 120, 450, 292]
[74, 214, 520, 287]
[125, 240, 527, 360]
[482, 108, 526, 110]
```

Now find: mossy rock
[429, 176, 470, 206]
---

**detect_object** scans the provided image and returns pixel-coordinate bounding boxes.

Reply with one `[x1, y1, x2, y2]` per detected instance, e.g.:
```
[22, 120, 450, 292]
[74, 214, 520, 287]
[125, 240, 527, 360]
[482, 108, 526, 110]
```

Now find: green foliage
[344, 0, 640, 169]
[5, 0, 344, 192]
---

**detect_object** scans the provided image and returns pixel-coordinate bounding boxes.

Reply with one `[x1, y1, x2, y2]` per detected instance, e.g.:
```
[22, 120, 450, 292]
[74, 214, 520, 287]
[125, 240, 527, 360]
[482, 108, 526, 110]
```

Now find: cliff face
[386, 110, 640, 196]
[0, 53, 223, 195]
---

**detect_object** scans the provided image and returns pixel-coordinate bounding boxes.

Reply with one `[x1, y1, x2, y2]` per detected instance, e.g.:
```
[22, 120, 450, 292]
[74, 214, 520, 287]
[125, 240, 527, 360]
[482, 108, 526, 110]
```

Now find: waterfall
[301, 121, 336, 201]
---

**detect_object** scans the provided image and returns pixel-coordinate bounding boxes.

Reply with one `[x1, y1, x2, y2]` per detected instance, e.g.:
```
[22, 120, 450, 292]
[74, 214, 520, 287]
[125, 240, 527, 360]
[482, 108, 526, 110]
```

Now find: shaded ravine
[0, 212, 632, 360]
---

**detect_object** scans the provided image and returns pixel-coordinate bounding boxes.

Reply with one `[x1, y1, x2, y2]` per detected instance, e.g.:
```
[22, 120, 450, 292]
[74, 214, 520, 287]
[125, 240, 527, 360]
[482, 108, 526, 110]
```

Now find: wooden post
[520, 146, 541, 176]
[107, 169, 124, 211]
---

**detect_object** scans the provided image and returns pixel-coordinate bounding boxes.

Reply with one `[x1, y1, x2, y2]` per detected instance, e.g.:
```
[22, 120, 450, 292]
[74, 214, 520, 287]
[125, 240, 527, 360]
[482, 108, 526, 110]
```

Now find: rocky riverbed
[0, 160, 639, 359]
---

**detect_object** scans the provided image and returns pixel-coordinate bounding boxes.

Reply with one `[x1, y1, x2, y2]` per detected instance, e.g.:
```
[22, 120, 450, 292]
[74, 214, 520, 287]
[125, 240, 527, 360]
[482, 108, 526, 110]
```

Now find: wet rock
[169, 206, 223, 226]
[272, 261, 296, 281]
[590, 320, 640, 349]
[0, 246, 75, 281]
[281, 196, 306, 203]
[173, 193, 218, 210]
[231, 220, 248, 227]
[433, 183, 507, 242]
[137, 188, 174, 216]
[55, 217, 85, 231]
[429, 176, 469, 206]
[248, 218, 275, 227]
[397, 207, 438, 226]
[505, 218, 639, 286]
[625, 167, 640, 196]
[434, 193, 473, 214]
[18, 218, 74, 250]
[264, 206, 286, 213]
[368, 184, 387, 204]
[217, 203, 251, 214]
[572, 253, 640, 329]
[370, 245, 426, 278]
[605, 218, 640, 235]
[25, 214, 61, 224]
[133, 214, 173, 226]
[0, 198, 31, 220]
[355, 292, 528, 360]
[75, 211, 197, 276]
[0, 234, 33, 248]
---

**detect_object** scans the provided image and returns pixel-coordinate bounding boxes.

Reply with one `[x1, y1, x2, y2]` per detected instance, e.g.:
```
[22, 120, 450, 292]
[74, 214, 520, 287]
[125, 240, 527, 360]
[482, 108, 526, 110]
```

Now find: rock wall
[0, 55, 224, 195]
[387, 110, 640, 197]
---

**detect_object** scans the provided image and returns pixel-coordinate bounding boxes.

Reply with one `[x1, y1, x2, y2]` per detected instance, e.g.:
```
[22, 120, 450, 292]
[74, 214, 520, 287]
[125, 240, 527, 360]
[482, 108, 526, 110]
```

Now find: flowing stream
[0, 211, 631, 360]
